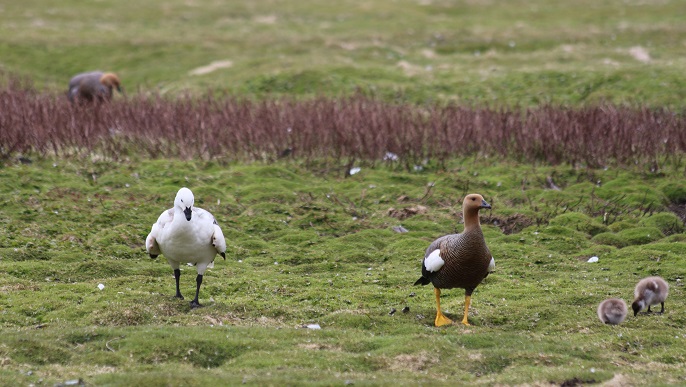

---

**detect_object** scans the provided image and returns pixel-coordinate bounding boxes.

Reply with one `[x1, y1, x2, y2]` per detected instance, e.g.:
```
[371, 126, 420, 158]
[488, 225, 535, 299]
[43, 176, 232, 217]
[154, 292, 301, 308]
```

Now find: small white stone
[587, 256, 599, 263]
[306, 324, 321, 330]
[97, 283, 105, 290]
[349, 167, 361, 175]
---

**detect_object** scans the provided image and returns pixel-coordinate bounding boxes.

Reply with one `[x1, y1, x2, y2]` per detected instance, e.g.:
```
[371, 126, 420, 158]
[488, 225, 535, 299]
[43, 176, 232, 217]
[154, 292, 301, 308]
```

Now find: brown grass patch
[2, 76, 686, 169]
[388, 352, 438, 372]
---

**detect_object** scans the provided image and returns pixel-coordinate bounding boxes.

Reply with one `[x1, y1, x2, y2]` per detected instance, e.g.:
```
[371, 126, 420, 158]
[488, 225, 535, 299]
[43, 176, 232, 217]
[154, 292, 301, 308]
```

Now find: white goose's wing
[193, 207, 226, 269]
[212, 221, 227, 258]
[146, 208, 173, 258]
[194, 207, 227, 258]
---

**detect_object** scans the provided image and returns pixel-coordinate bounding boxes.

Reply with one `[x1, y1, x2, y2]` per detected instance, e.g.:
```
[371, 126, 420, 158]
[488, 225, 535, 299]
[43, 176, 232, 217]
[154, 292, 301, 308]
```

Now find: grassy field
[1, 158, 686, 385]
[2, 0, 686, 385]
[2, 0, 686, 105]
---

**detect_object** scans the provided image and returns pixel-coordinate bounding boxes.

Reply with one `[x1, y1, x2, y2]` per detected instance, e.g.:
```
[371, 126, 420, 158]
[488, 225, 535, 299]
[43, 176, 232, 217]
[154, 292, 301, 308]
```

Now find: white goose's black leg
[190, 274, 203, 308]
[174, 269, 184, 299]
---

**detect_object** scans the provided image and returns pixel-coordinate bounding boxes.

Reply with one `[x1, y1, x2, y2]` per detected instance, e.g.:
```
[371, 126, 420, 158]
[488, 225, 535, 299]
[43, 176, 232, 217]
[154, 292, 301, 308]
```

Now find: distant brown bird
[414, 193, 492, 326]
[632, 276, 669, 316]
[597, 298, 628, 325]
[68, 71, 123, 102]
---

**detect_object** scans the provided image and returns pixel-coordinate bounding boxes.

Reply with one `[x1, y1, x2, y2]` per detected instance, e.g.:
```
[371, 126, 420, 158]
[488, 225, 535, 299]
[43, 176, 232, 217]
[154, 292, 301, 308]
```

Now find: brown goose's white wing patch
[424, 249, 444, 273]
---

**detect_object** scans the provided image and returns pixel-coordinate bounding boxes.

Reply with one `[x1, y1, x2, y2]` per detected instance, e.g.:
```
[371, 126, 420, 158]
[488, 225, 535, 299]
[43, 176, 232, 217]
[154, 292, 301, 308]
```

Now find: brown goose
[68, 71, 124, 102]
[597, 298, 627, 325]
[632, 276, 669, 316]
[414, 193, 492, 326]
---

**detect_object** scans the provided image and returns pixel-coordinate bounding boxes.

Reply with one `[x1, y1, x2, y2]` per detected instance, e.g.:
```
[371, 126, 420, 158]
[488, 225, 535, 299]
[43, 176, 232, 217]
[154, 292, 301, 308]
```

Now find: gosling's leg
[434, 288, 453, 327]
[658, 302, 665, 314]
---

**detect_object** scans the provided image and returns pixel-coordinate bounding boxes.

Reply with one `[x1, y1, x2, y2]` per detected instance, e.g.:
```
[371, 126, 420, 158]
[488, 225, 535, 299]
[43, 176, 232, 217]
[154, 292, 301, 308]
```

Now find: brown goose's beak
[481, 199, 492, 209]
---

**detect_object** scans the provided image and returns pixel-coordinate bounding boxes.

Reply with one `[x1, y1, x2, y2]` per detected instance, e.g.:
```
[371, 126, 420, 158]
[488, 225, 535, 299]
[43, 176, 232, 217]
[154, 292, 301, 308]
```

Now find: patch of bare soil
[387, 205, 428, 220]
[482, 213, 534, 235]
[388, 352, 437, 372]
[558, 377, 598, 387]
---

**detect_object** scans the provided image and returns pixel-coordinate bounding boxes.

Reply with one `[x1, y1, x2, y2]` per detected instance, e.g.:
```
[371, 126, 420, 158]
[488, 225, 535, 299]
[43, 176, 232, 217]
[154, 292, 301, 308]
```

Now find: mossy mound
[591, 232, 628, 248]
[548, 213, 608, 236]
[638, 212, 685, 235]
[660, 182, 686, 204]
[616, 227, 664, 246]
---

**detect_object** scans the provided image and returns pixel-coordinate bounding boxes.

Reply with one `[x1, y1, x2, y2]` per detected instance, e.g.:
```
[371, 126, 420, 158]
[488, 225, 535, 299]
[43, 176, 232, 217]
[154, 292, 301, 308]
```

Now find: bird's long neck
[172, 208, 192, 228]
[463, 208, 482, 232]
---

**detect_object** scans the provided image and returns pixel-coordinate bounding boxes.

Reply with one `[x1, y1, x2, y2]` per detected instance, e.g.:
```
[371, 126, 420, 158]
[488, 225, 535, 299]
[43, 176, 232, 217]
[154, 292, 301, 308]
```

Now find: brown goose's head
[462, 193, 491, 213]
[461, 193, 491, 228]
[100, 72, 124, 95]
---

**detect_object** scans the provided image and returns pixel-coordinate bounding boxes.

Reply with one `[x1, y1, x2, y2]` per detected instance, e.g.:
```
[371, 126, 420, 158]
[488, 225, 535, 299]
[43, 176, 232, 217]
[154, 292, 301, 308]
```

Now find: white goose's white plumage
[146, 187, 226, 308]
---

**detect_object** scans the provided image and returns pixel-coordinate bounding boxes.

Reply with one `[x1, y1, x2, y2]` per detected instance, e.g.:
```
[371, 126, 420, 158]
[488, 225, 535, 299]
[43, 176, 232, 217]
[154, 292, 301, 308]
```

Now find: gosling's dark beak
[184, 207, 192, 221]
[481, 199, 492, 209]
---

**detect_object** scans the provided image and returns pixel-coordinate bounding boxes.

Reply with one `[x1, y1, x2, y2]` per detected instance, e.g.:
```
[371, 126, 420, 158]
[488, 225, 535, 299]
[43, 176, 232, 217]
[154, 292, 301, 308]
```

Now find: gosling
[631, 276, 669, 317]
[597, 298, 627, 325]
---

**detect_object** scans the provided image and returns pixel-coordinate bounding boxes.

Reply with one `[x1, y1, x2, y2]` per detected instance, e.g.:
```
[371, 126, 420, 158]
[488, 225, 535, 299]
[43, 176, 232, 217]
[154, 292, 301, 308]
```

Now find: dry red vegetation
[2, 78, 685, 168]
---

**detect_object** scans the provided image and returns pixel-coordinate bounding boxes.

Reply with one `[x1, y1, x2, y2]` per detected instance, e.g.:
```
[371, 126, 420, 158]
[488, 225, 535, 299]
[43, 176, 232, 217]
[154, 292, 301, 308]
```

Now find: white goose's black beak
[184, 207, 192, 221]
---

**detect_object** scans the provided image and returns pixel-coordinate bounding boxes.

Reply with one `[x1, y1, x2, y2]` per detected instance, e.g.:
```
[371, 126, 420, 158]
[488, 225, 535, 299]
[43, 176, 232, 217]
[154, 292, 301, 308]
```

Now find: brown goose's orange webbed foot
[434, 288, 453, 327]
[461, 295, 472, 326]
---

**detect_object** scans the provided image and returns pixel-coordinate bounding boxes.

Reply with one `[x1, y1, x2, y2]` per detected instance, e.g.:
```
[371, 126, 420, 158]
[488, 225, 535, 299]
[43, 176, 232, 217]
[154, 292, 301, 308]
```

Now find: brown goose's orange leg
[461, 295, 471, 326]
[434, 288, 453, 326]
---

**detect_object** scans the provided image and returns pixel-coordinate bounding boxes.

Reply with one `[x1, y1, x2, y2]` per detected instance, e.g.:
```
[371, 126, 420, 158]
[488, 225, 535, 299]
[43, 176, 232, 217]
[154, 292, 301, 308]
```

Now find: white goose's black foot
[190, 274, 204, 308]
[190, 299, 203, 308]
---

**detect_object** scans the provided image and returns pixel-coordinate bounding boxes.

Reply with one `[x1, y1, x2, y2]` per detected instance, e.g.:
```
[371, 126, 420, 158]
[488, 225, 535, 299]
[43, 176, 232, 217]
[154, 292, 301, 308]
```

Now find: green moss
[660, 182, 686, 204]
[638, 213, 685, 236]
[6, 337, 72, 366]
[591, 232, 628, 248]
[2, 158, 686, 385]
[617, 227, 664, 246]
[608, 220, 638, 232]
[549, 213, 608, 236]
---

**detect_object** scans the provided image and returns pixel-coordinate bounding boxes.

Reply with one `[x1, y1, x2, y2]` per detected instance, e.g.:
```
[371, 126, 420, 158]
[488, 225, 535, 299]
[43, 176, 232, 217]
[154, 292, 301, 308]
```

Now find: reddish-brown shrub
[1, 79, 685, 169]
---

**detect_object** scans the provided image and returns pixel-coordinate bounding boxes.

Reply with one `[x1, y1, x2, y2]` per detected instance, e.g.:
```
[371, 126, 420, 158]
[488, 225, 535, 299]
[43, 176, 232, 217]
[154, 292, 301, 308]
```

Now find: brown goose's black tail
[414, 276, 431, 286]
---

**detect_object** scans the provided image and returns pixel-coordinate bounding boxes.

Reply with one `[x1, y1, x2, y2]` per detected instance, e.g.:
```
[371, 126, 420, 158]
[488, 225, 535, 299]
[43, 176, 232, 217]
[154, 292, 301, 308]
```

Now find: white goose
[146, 187, 227, 308]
